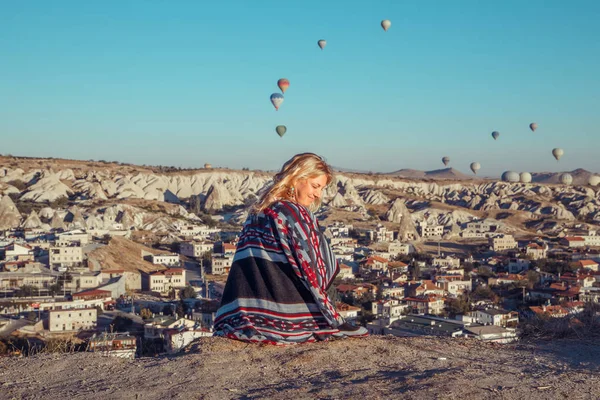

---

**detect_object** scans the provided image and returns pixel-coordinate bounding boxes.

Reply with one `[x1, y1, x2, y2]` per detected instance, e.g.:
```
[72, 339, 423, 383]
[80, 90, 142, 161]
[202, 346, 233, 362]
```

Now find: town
[2, 188, 599, 357]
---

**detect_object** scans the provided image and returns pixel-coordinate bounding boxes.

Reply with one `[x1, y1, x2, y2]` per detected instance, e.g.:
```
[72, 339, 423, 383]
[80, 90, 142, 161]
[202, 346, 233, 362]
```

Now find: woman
[214, 153, 368, 345]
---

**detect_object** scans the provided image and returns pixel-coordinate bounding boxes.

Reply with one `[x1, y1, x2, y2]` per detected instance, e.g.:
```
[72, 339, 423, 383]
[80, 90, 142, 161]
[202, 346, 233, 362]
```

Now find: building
[435, 277, 472, 296]
[360, 256, 389, 275]
[369, 314, 464, 337]
[405, 295, 445, 315]
[72, 289, 112, 301]
[489, 234, 518, 252]
[336, 302, 361, 321]
[577, 260, 599, 272]
[561, 237, 586, 248]
[211, 255, 233, 275]
[388, 242, 411, 257]
[57, 230, 90, 245]
[151, 253, 180, 267]
[472, 309, 519, 327]
[49, 242, 84, 271]
[417, 221, 444, 238]
[462, 325, 518, 343]
[148, 268, 186, 294]
[3, 243, 34, 261]
[432, 255, 461, 269]
[367, 224, 395, 243]
[337, 263, 355, 280]
[583, 231, 600, 247]
[372, 299, 408, 320]
[525, 243, 547, 260]
[48, 307, 97, 332]
[88, 332, 137, 359]
[529, 304, 569, 318]
[507, 258, 531, 274]
[180, 241, 213, 258]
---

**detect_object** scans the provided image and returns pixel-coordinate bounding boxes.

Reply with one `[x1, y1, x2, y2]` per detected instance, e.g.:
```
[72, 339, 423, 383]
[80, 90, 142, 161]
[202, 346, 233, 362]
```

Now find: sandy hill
[384, 167, 475, 180]
[0, 336, 598, 399]
[87, 236, 166, 273]
[531, 168, 593, 185]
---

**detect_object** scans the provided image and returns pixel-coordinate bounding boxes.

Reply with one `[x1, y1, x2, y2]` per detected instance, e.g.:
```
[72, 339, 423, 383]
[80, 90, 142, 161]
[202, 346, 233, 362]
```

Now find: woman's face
[294, 174, 328, 208]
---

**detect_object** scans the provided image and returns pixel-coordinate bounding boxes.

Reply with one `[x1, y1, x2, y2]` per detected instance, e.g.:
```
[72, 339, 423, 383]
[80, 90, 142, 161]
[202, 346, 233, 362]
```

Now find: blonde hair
[252, 153, 333, 213]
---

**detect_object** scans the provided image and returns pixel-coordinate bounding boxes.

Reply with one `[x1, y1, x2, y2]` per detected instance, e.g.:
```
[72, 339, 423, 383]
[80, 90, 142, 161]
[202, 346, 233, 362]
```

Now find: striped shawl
[214, 200, 346, 344]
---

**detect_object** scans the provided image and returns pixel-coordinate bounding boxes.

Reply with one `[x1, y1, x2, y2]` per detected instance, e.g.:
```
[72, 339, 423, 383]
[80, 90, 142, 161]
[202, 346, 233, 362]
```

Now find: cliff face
[0, 336, 598, 400]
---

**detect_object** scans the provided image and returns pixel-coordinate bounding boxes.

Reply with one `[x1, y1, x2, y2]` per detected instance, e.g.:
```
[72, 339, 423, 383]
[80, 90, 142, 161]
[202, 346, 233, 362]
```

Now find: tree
[111, 316, 133, 332]
[176, 299, 186, 319]
[95, 305, 104, 316]
[409, 263, 421, 280]
[15, 285, 37, 298]
[140, 308, 153, 320]
[446, 296, 470, 316]
[472, 286, 498, 302]
[48, 283, 62, 297]
[179, 286, 197, 300]
[526, 270, 541, 289]
[167, 287, 176, 300]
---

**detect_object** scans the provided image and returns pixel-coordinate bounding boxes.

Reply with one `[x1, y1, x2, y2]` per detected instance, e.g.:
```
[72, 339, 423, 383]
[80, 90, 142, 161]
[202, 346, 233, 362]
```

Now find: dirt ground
[0, 335, 599, 399]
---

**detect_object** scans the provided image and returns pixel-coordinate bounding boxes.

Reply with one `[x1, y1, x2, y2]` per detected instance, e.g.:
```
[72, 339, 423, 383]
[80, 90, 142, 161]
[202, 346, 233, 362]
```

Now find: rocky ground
[1, 336, 599, 399]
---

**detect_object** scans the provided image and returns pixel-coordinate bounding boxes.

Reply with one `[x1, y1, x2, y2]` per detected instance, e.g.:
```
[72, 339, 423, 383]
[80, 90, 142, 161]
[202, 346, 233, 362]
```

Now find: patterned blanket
[214, 200, 346, 344]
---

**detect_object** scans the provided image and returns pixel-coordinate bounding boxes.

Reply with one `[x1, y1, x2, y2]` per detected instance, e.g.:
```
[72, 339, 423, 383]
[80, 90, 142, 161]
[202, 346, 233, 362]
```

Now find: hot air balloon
[270, 93, 284, 111]
[277, 78, 289, 94]
[552, 148, 564, 161]
[589, 175, 600, 186]
[491, 131, 500, 140]
[470, 162, 481, 175]
[442, 156, 450, 166]
[560, 173, 573, 185]
[520, 172, 532, 183]
[317, 40, 326, 50]
[381, 20, 391, 31]
[501, 171, 520, 183]
[275, 125, 286, 138]
[529, 123, 538, 132]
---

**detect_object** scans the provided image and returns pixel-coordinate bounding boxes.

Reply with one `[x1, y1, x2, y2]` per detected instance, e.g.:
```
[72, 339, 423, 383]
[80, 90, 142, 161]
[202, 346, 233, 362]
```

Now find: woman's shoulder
[268, 200, 306, 217]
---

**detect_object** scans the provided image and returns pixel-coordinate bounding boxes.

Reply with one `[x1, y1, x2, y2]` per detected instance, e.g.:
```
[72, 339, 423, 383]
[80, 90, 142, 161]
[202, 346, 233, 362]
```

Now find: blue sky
[0, 1, 598, 176]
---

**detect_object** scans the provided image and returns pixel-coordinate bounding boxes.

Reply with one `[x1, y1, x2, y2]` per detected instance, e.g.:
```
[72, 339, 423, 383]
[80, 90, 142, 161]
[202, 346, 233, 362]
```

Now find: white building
[324, 222, 353, 238]
[211, 255, 233, 275]
[149, 268, 187, 294]
[490, 234, 518, 252]
[432, 255, 461, 269]
[49, 242, 84, 270]
[4, 243, 34, 261]
[179, 241, 213, 258]
[471, 309, 519, 328]
[436, 278, 472, 296]
[418, 221, 444, 238]
[372, 299, 408, 322]
[337, 263, 355, 280]
[49, 307, 97, 332]
[176, 224, 221, 239]
[388, 242, 412, 257]
[151, 253, 180, 267]
[368, 224, 395, 243]
[525, 243, 548, 260]
[57, 230, 90, 245]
